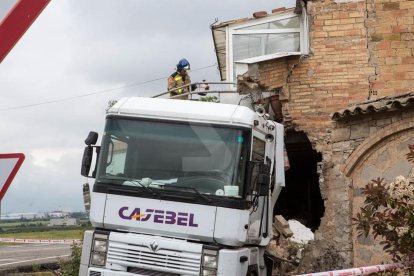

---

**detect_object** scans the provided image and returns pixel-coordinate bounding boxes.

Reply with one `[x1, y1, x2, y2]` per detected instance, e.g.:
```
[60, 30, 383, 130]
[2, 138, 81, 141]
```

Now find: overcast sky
[0, 0, 295, 214]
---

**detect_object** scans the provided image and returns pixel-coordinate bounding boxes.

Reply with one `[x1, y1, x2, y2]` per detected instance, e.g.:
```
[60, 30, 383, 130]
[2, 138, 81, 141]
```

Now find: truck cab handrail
[152, 81, 238, 100]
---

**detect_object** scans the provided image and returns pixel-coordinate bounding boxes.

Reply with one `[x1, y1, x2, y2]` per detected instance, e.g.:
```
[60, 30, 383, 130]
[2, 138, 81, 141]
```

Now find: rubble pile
[266, 216, 314, 275]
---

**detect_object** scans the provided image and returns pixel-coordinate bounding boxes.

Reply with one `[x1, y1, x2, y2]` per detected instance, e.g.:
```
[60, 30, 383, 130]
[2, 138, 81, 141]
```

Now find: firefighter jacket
[167, 71, 191, 95]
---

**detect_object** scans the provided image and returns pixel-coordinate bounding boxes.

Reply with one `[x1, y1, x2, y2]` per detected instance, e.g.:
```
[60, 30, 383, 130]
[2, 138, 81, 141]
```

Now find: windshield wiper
[98, 177, 158, 196]
[164, 185, 212, 203]
[125, 180, 158, 196]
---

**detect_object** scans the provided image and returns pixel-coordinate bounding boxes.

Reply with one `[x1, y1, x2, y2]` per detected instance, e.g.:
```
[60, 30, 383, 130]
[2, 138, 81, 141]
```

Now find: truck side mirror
[85, 131, 98, 146]
[247, 161, 271, 196]
[81, 146, 93, 177]
[81, 131, 100, 178]
[256, 163, 270, 196]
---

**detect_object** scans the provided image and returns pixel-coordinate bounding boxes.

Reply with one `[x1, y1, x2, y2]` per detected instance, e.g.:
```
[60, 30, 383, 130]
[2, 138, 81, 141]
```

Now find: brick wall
[253, 0, 414, 269]
[256, 0, 414, 140]
[367, 0, 414, 97]
[258, 57, 295, 90]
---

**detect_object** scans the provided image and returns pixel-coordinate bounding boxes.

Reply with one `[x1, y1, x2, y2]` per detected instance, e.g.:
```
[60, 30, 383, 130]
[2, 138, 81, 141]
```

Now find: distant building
[49, 211, 64, 218]
[48, 215, 79, 227]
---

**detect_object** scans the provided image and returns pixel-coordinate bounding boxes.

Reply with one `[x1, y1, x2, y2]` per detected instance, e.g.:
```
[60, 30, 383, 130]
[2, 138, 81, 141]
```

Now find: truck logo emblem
[118, 207, 199, 227]
[149, 241, 159, 252]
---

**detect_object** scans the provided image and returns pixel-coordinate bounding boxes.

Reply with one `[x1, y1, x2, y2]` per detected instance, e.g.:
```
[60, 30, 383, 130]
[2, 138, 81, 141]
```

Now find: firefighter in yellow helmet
[167, 58, 191, 99]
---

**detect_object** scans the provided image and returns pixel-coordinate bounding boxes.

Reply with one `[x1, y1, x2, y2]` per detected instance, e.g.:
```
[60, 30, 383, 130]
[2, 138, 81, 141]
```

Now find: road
[0, 243, 71, 271]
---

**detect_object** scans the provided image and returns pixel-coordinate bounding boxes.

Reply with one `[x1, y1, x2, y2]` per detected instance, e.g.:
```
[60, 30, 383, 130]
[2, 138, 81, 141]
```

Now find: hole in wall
[274, 130, 324, 231]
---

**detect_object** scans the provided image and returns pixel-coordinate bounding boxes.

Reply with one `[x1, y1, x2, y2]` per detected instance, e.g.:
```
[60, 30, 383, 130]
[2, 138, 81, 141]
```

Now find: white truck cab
[79, 97, 285, 276]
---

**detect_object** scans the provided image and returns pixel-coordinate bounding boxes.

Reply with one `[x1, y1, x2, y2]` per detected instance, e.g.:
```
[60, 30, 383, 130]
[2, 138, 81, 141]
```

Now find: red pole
[0, 0, 50, 63]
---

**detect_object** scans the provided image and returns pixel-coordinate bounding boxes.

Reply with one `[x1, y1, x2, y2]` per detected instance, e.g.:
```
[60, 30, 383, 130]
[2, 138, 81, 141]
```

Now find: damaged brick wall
[258, 57, 298, 91]
[259, 0, 374, 269]
[251, 0, 414, 271]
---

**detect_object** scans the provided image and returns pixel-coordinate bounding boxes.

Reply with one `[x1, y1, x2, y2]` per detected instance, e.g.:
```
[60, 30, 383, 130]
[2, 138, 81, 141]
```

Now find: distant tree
[198, 96, 219, 103]
[70, 212, 87, 219]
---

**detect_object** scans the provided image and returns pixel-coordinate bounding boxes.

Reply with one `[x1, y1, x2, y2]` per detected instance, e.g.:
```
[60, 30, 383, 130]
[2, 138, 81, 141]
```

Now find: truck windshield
[96, 118, 250, 198]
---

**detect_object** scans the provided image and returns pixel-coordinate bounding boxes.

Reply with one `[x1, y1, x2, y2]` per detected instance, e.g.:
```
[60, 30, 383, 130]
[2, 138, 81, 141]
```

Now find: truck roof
[107, 97, 257, 127]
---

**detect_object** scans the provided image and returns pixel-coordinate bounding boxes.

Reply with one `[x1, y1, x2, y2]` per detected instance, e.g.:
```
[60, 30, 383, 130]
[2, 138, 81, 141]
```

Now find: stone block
[332, 127, 351, 142]
[376, 118, 392, 127]
[350, 124, 370, 139]
[274, 215, 293, 238]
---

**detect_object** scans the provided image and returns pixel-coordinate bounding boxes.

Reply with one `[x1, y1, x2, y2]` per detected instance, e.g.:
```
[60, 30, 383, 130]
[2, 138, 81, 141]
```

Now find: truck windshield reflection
[96, 118, 249, 197]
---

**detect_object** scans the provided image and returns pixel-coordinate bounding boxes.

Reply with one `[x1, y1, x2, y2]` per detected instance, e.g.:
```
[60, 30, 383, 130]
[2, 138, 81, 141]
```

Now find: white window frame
[227, 10, 309, 82]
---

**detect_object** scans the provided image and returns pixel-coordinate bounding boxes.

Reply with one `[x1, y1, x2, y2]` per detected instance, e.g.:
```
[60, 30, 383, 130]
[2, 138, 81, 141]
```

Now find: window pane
[233, 33, 300, 61]
[240, 17, 300, 30]
[252, 137, 265, 161]
[106, 138, 127, 175]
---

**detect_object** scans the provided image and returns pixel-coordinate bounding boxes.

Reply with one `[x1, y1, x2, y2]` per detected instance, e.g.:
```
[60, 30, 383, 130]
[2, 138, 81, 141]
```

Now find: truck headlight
[90, 232, 109, 267]
[93, 239, 108, 253]
[91, 252, 106, 266]
[202, 255, 217, 268]
[202, 247, 218, 275]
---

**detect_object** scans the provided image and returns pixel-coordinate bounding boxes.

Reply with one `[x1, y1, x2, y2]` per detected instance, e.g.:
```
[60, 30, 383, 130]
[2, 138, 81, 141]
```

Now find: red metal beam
[0, 0, 50, 63]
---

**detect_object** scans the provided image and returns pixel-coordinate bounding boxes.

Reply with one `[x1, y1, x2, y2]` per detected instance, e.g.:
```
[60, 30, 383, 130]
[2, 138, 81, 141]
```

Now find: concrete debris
[266, 216, 307, 275]
[266, 216, 319, 275]
[236, 73, 266, 95]
[288, 219, 314, 244]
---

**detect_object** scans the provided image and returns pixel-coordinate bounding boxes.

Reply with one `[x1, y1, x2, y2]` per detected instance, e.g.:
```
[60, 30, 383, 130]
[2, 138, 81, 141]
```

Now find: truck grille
[128, 267, 178, 275]
[107, 240, 201, 275]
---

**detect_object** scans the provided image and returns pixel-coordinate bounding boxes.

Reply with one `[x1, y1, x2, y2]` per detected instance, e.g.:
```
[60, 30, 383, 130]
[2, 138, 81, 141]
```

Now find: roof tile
[331, 92, 414, 120]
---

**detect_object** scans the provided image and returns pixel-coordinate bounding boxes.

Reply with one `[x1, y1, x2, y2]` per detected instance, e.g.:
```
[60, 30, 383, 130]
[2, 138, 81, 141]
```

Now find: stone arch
[344, 117, 414, 177]
[347, 116, 414, 266]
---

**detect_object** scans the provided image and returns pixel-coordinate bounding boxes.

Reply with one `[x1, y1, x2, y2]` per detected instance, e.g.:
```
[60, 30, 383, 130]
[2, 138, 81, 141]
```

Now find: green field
[0, 220, 49, 228]
[0, 219, 89, 228]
